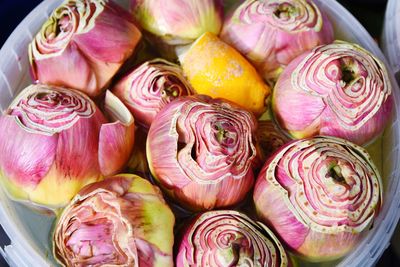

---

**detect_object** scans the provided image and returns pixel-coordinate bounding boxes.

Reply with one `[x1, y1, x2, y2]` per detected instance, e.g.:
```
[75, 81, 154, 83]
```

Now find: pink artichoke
[126, 128, 150, 176]
[130, 0, 223, 59]
[29, 0, 142, 97]
[272, 41, 393, 145]
[0, 84, 134, 208]
[257, 119, 290, 160]
[176, 210, 290, 267]
[253, 136, 382, 261]
[147, 96, 258, 211]
[220, 0, 334, 83]
[53, 174, 175, 267]
[112, 58, 193, 128]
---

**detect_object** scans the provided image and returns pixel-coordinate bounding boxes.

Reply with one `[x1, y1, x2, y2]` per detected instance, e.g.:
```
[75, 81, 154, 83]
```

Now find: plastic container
[382, 0, 400, 83]
[0, 0, 399, 266]
[382, 0, 400, 259]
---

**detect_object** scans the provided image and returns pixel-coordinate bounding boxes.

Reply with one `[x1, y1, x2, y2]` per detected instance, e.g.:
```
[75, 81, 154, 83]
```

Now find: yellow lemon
[180, 32, 270, 117]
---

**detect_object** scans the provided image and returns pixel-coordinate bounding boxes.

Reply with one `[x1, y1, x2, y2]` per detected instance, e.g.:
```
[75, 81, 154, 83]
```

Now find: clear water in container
[0, 0, 399, 266]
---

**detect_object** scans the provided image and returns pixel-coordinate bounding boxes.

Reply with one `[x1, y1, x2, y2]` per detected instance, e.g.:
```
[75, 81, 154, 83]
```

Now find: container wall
[0, 0, 399, 266]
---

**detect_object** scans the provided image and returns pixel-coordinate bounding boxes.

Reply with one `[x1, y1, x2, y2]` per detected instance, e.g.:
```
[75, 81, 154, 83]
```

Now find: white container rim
[0, 0, 399, 266]
[382, 0, 400, 78]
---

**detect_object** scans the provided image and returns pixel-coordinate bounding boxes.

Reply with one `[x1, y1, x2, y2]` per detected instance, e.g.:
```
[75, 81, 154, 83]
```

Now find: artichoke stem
[341, 67, 356, 84]
[217, 129, 228, 143]
[274, 4, 297, 18]
[328, 165, 346, 184]
[162, 86, 179, 98]
[230, 242, 241, 265]
[340, 58, 361, 85]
